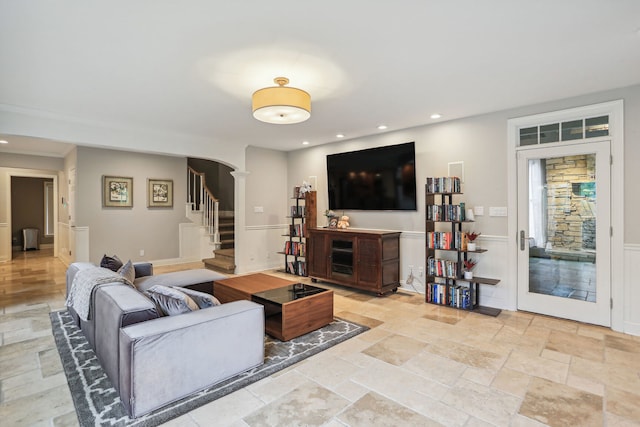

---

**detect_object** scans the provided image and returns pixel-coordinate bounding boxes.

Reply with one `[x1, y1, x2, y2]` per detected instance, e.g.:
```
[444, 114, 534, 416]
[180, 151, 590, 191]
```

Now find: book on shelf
[289, 224, 304, 237]
[426, 282, 472, 308]
[290, 205, 306, 217]
[426, 204, 464, 221]
[426, 177, 461, 193]
[284, 241, 306, 256]
[286, 260, 307, 276]
[427, 231, 469, 251]
[427, 257, 459, 278]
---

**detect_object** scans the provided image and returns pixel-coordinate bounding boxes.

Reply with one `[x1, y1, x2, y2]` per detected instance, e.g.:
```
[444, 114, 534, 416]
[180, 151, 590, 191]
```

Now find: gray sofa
[65, 262, 265, 418]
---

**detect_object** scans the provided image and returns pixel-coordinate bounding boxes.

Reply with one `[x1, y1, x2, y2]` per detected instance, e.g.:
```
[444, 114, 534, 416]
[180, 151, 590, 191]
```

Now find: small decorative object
[147, 179, 173, 208]
[299, 181, 313, 196]
[293, 186, 301, 198]
[463, 259, 477, 279]
[103, 176, 133, 208]
[324, 209, 336, 217]
[328, 217, 339, 229]
[324, 209, 338, 227]
[466, 232, 481, 251]
[466, 208, 475, 221]
[337, 215, 350, 229]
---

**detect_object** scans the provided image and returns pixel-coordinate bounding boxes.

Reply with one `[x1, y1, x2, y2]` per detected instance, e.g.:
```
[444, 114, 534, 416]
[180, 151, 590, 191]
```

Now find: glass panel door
[517, 141, 610, 326]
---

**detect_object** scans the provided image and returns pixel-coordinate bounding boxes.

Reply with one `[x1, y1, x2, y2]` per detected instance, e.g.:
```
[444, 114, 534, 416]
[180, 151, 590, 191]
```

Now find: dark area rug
[50, 309, 368, 426]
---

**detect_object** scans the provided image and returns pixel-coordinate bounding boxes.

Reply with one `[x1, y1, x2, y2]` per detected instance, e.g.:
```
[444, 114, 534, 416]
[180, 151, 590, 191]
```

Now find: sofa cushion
[145, 285, 199, 316]
[174, 286, 221, 308]
[101, 254, 123, 272]
[134, 268, 226, 293]
[118, 260, 136, 285]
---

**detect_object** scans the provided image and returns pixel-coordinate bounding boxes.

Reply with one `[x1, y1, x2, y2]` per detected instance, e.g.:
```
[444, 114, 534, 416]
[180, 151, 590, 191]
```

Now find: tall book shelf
[280, 190, 316, 276]
[425, 177, 501, 316]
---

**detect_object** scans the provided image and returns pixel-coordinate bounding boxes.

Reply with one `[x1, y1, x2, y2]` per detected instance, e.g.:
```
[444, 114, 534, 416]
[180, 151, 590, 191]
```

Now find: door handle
[520, 230, 526, 251]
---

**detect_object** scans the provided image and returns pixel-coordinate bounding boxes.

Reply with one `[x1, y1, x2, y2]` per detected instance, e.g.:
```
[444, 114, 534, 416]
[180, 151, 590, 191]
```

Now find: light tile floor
[1, 250, 639, 426]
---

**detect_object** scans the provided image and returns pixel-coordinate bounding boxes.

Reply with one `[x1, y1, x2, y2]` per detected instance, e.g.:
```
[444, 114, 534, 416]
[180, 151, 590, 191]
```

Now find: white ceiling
[1, 1, 640, 157]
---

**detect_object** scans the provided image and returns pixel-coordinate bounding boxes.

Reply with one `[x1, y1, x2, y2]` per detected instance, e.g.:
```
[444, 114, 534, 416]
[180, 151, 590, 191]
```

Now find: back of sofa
[118, 300, 265, 418]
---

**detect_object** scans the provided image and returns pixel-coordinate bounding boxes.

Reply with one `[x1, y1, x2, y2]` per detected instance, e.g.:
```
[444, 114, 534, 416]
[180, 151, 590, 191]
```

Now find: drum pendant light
[252, 77, 311, 124]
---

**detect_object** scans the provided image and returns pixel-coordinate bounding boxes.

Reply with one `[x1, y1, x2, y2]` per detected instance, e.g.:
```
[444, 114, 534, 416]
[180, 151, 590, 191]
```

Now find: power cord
[404, 267, 423, 293]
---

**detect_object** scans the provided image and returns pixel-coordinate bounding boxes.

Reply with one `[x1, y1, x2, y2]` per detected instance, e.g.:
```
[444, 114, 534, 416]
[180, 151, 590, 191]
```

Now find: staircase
[203, 213, 235, 274]
[188, 166, 236, 274]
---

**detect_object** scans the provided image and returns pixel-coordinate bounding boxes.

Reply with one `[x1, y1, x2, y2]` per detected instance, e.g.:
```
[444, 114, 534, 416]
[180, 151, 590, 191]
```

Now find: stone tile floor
[1, 250, 639, 426]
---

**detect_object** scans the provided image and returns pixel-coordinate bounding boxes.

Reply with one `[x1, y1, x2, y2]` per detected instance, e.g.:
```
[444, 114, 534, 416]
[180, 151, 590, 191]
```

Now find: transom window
[519, 115, 609, 146]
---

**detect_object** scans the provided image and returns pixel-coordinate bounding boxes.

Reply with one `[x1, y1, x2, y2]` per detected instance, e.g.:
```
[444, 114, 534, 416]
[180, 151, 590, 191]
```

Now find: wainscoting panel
[0, 222, 10, 262]
[58, 222, 71, 266]
[623, 244, 640, 336]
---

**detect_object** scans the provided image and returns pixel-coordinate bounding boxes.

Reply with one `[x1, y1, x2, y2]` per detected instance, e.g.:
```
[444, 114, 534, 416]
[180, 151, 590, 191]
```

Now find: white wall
[242, 146, 289, 272]
[74, 146, 189, 263]
[283, 83, 640, 335]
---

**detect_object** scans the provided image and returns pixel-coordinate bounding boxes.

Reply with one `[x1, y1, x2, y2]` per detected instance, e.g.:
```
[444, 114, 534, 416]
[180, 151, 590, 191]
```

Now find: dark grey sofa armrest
[133, 262, 153, 278]
[119, 300, 264, 418]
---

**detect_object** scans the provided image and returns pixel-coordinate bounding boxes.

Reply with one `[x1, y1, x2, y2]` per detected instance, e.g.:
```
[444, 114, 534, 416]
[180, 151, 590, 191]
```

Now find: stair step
[203, 257, 235, 274]
[213, 248, 234, 258]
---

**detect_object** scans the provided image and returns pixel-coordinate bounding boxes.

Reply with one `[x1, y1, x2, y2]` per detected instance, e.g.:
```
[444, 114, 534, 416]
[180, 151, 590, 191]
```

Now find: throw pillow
[174, 286, 221, 309]
[117, 260, 135, 286]
[100, 254, 123, 272]
[145, 285, 199, 316]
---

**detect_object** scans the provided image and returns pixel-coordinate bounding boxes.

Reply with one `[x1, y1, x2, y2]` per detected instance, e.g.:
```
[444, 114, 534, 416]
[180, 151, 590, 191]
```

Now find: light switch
[474, 206, 484, 216]
[254, 206, 264, 213]
[489, 207, 508, 217]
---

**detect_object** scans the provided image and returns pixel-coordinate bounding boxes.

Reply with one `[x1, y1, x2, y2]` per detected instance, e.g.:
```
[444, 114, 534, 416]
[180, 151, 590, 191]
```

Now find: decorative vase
[464, 271, 473, 280]
[467, 242, 477, 251]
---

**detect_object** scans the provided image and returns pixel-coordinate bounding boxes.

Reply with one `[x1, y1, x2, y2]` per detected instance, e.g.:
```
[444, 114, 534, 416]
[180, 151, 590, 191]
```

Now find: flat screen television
[327, 142, 417, 211]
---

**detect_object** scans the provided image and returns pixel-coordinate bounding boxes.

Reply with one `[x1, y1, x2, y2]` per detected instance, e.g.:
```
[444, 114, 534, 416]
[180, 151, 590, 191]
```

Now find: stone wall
[545, 154, 596, 254]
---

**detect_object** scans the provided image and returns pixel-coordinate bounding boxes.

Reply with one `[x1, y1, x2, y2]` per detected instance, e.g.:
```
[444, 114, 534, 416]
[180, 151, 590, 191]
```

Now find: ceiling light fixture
[252, 77, 311, 124]
[430, 113, 442, 119]
[336, 134, 345, 138]
[302, 141, 310, 145]
[377, 125, 388, 130]
[0, 140, 8, 144]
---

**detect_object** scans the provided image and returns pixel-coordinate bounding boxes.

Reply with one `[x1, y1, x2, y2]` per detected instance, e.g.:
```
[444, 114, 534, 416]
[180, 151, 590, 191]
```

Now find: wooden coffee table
[213, 273, 295, 303]
[213, 273, 334, 341]
[252, 284, 333, 341]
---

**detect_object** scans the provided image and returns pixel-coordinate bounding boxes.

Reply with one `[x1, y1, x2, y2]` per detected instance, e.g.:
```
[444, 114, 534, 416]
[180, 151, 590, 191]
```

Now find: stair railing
[187, 166, 221, 247]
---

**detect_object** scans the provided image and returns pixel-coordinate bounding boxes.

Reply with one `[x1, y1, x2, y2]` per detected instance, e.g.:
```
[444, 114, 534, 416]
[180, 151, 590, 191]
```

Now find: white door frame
[507, 100, 624, 331]
[4, 169, 59, 260]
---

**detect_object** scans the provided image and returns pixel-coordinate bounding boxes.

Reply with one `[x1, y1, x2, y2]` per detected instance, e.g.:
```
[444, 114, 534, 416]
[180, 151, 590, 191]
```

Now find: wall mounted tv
[327, 142, 417, 211]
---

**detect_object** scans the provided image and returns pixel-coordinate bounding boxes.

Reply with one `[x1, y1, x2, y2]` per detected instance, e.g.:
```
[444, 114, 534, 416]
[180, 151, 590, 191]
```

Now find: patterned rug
[50, 310, 368, 427]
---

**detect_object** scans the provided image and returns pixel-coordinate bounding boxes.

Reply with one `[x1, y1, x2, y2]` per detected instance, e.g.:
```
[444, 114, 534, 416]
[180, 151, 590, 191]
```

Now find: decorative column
[230, 170, 250, 274]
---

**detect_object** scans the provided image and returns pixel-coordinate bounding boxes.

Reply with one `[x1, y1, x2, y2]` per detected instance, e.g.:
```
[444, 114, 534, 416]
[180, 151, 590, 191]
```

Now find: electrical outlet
[139, 249, 145, 256]
[418, 266, 424, 277]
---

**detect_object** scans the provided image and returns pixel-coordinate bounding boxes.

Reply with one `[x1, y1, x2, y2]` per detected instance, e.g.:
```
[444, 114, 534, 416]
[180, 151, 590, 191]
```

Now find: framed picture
[103, 176, 133, 207]
[328, 216, 339, 229]
[147, 178, 173, 208]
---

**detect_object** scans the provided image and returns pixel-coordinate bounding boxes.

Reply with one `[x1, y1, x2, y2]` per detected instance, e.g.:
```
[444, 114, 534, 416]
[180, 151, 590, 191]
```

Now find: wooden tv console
[307, 228, 400, 295]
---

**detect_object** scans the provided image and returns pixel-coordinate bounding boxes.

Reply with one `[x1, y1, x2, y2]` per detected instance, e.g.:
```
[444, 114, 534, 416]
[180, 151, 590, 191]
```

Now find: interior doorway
[6, 172, 59, 261]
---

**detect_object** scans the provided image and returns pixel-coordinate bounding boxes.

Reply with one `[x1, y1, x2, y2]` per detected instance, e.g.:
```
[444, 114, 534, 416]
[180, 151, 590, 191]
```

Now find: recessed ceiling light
[302, 141, 310, 145]
[0, 140, 8, 144]
[430, 113, 442, 119]
[377, 125, 388, 130]
[336, 134, 345, 138]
